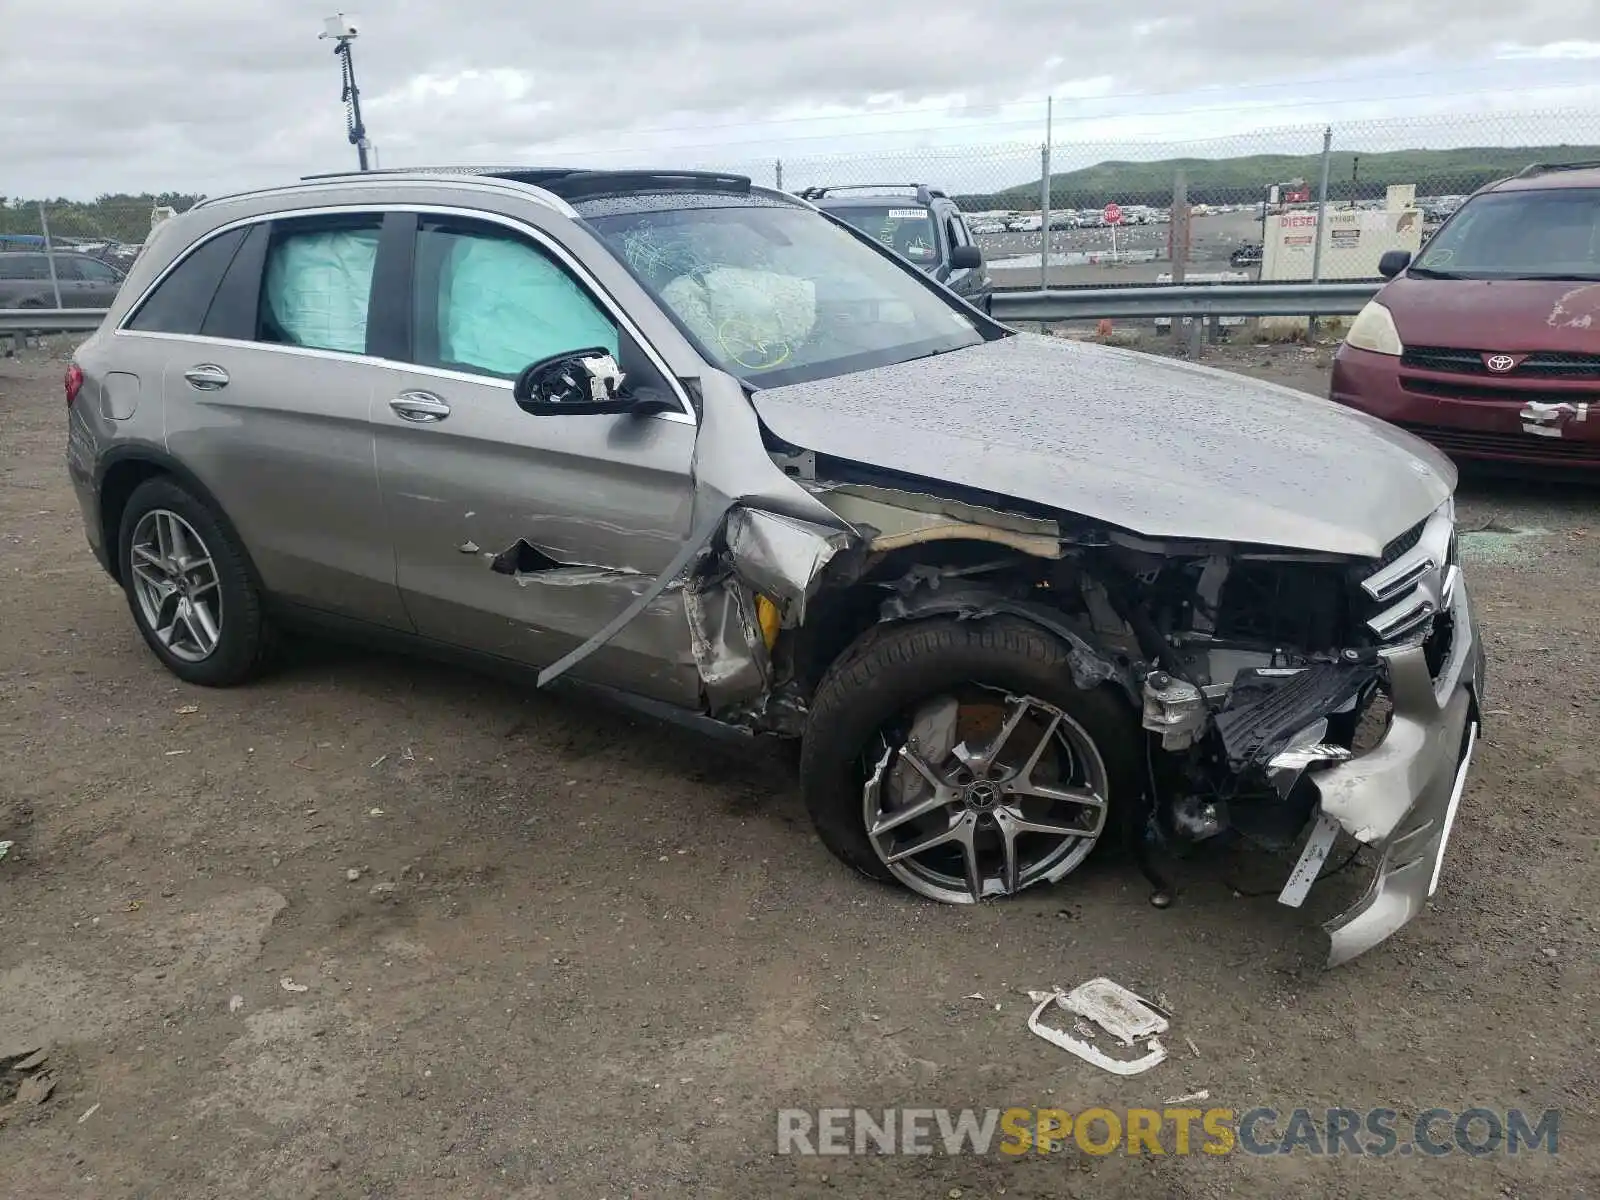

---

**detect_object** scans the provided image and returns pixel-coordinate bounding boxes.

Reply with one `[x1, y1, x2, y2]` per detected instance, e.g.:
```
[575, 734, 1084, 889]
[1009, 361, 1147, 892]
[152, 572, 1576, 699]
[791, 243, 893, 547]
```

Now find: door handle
[183, 363, 230, 391]
[389, 392, 452, 423]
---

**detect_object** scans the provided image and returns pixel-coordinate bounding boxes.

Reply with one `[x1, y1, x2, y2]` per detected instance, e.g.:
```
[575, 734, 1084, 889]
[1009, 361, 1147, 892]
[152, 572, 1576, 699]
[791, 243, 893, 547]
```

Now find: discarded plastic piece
[0, 841, 12, 862]
[77, 1102, 101, 1123]
[175, 704, 199, 715]
[228, 995, 245, 1013]
[279, 977, 309, 993]
[1028, 978, 1169, 1076]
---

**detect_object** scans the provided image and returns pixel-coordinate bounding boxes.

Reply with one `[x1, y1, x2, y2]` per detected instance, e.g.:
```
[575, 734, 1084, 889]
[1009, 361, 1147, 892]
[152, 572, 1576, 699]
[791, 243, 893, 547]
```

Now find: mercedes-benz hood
[749, 333, 1453, 558]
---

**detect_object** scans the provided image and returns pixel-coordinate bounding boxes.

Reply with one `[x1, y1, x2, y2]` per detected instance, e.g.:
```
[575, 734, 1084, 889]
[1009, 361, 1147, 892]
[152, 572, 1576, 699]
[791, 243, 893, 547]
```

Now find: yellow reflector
[755, 595, 781, 649]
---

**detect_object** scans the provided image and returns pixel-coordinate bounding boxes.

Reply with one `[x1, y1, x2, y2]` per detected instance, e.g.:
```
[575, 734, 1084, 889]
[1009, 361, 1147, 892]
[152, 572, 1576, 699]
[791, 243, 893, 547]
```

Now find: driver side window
[411, 219, 619, 380]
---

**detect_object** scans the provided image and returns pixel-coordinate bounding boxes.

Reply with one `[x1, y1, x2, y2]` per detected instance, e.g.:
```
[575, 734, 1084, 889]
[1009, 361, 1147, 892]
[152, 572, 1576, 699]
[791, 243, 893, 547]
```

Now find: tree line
[0, 194, 205, 244]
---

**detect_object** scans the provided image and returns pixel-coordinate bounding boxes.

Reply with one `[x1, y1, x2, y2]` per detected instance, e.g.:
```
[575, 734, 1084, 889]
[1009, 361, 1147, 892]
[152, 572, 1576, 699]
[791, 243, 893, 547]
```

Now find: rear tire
[799, 615, 1139, 901]
[116, 477, 272, 686]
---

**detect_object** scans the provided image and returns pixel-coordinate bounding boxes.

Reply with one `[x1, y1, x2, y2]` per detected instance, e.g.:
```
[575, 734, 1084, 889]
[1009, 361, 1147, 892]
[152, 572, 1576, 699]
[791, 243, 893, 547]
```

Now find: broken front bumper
[1312, 575, 1485, 966]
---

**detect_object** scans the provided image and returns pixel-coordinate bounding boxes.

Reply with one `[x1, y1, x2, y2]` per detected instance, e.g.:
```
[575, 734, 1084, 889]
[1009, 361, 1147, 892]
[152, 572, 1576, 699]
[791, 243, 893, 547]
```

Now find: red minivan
[1331, 162, 1600, 470]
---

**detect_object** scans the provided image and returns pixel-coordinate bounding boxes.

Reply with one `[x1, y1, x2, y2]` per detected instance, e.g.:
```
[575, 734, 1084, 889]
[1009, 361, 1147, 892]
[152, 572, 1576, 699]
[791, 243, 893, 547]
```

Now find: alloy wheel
[128, 509, 224, 663]
[863, 689, 1110, 903]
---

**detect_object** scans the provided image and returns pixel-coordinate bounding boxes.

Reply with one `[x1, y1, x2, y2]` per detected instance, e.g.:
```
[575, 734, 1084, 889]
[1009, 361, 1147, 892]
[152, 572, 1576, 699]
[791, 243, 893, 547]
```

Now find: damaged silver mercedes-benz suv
[66, 168, 1484, 965]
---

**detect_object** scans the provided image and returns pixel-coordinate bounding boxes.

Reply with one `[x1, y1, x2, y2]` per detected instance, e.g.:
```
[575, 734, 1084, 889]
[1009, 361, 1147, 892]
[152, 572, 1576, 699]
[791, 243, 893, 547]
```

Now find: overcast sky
[5, 0, 1600, 199]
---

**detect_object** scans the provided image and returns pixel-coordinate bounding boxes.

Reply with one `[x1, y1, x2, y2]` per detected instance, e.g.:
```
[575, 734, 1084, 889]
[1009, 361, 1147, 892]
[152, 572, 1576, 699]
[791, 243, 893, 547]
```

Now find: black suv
[798, 184, 992, 312]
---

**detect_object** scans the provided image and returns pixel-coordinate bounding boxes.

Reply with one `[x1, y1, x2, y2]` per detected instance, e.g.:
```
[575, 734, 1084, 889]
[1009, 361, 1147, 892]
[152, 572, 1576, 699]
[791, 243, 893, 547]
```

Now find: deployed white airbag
[264, 229, 380, 354]
[439, 235, 617, 377]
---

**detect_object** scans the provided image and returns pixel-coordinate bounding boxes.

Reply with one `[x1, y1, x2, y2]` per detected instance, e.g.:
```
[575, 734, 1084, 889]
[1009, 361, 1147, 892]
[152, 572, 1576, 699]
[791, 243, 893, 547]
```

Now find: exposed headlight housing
[1346, 301, 1404, 356]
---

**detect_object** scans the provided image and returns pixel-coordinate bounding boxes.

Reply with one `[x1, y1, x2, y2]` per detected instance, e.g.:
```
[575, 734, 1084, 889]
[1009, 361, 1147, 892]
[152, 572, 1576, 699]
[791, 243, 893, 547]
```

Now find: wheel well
[98, 459, 169, 583]
[792, 540, 1055, 694]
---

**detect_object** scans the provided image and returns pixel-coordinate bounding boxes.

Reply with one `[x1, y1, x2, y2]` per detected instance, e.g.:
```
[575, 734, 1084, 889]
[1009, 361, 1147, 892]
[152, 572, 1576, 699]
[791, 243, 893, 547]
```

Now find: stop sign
[1103, 202, 1124, 226]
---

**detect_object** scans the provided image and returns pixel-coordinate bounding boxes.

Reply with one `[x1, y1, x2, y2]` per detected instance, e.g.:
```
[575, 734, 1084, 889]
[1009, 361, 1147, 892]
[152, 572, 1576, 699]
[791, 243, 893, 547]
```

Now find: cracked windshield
[588, 203, 982, 386]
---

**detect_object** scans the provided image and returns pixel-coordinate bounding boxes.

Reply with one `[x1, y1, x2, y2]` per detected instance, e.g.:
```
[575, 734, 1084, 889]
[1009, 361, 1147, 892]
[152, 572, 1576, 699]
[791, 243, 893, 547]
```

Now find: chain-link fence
[0, 198, 199, 310]
[687, 108, 1600, 289]
[6, 109, 1600, 308]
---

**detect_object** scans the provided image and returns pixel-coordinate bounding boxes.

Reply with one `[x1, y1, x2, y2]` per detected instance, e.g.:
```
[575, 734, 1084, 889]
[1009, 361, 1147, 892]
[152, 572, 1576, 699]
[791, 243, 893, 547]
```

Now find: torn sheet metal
[723, 508, 854, 627]
[1028, 979, 1169, 1076]
[682, 575, 771, 710]
[537, 504, 730, 688]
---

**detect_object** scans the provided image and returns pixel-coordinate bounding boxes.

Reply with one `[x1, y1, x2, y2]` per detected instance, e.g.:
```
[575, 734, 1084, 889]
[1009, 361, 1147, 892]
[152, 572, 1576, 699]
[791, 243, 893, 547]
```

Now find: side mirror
[950, 245, 983, 270]
[1377, 250, 1412, 280]
[514, 349, 643, 416]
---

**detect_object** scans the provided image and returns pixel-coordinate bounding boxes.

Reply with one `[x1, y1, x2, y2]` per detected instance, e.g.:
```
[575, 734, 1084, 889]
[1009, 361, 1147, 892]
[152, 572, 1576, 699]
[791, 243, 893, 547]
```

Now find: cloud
[3, 0, 1600, 197]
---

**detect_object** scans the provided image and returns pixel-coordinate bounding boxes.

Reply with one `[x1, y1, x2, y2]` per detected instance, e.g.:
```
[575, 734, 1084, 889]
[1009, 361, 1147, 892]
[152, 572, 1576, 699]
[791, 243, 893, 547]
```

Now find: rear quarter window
[125, 229, 248, 334]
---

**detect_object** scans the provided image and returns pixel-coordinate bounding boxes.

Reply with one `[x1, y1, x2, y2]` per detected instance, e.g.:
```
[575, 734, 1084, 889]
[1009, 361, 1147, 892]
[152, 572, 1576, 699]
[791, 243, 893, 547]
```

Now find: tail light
[64, 363, 84, 407]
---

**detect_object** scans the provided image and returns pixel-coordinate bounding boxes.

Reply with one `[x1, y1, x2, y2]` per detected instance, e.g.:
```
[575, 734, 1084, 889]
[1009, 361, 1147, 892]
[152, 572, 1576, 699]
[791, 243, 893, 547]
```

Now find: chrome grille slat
[1362, 504, 1456, 645]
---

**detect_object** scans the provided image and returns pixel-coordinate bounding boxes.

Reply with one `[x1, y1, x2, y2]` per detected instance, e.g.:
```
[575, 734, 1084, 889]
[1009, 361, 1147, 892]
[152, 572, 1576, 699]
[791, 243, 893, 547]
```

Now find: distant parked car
[1229, 243, 1264, 267]
[0, 250, 125, 309]
[1332, 161, 1600, 469]
[798, 183, 992, 312]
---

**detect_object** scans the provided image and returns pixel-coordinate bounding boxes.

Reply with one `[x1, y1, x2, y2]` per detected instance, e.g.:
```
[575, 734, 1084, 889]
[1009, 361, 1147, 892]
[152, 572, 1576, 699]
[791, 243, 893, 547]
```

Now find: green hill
[959, 145, 1600, 210]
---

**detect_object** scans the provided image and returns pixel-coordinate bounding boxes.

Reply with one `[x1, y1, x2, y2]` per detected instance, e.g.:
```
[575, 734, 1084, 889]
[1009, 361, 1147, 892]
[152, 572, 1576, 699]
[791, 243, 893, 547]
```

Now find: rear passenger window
[410, 219, 617, 379]
[126, 229, 247, 334]
[259, 217, 382, 354]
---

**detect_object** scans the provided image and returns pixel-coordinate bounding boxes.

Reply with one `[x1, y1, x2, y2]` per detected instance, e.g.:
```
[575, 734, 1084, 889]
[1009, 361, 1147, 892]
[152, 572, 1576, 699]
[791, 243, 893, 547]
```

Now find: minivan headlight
[1346, 301, 1404, 356]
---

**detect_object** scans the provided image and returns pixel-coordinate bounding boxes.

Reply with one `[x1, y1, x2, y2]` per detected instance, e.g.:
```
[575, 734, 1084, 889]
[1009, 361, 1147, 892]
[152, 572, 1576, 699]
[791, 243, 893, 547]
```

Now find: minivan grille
[1402, 346, 1600, 379]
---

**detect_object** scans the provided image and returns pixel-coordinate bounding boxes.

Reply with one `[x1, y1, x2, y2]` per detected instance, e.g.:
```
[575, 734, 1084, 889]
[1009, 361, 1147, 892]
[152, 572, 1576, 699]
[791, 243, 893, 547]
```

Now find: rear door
[141, 211, 409, 628]
[367, 210, 702, 704]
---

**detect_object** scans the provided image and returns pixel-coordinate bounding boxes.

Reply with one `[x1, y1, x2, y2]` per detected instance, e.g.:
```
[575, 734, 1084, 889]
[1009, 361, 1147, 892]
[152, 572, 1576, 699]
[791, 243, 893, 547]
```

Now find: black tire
[116, 477, 273, 686]
[799, 615, 1140, 890]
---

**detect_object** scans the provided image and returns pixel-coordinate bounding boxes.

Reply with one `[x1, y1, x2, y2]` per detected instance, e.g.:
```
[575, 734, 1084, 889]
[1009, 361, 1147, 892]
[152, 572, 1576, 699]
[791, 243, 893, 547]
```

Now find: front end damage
[541, 439, 1483, 968]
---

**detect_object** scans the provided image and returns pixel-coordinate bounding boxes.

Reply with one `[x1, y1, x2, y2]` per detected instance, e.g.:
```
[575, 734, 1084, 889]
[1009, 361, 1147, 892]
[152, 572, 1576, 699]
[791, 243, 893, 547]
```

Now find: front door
[369, 212, 702, 705]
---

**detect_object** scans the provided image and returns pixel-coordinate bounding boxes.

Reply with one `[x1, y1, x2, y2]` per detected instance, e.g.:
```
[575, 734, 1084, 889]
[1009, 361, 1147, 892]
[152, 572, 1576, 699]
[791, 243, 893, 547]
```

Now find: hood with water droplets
[750, 333, 1453, 557]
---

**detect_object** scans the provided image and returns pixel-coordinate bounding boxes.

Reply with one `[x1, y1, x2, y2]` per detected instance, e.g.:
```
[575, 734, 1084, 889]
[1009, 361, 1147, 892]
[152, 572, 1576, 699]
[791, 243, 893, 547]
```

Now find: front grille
[1397, 422, 1600, 465]
[1376, 520, 1426, 570]
[1401, 376, 1600, 405]
[1401, 346, 1600, 379]
[1360, 505, 1454, 645]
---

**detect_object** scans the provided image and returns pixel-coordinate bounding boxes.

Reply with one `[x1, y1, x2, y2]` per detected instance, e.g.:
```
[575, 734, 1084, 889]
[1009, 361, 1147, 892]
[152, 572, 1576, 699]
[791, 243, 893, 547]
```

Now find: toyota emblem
[1485, 354, 1517, 373]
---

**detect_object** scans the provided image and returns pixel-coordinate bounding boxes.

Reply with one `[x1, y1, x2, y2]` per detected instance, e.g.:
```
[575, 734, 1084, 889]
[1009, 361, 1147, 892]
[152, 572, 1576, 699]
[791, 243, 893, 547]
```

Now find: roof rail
[796, 183, 946, 205]
[1513, 160, 1600, 178]
[299, 166, 752, 200]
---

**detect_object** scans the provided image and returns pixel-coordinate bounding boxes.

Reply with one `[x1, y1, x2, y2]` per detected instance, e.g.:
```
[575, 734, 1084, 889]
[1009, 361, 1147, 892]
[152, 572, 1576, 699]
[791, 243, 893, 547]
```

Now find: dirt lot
[2, 337, 1597, 1198]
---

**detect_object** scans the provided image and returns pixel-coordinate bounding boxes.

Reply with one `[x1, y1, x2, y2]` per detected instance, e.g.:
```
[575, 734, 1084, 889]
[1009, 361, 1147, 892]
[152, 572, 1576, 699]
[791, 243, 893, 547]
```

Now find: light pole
[320, 14, 370, 171]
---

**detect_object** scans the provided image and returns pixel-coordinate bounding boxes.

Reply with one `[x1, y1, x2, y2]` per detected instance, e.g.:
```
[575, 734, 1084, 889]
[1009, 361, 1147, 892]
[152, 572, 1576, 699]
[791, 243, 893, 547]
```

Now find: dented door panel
[371, 365, 703, 704]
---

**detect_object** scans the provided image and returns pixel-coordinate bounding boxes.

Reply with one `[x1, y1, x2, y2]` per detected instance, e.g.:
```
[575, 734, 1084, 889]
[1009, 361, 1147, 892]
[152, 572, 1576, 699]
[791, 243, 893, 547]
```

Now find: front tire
[799, 616, 1139, 903]
[116, 477, 272, 686]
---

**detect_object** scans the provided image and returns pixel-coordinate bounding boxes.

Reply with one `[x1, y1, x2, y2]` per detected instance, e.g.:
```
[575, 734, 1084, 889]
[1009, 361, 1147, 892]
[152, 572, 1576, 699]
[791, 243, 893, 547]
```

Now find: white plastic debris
[175, 704, 200, 715]
[77, 1103, 101, 1124]
[1165, 1089, 1210, 1104]
[964, 992, 987, 1001]
[279, 977, 309, 993]
[0, 841, 12, 863]
[1028, 978, 1169, 1076]
[228, 995, 245, 1013]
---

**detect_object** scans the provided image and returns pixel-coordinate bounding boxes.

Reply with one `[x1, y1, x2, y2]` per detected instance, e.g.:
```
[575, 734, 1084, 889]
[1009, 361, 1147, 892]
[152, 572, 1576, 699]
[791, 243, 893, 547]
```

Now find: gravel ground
[1, 338, 1596, 1198]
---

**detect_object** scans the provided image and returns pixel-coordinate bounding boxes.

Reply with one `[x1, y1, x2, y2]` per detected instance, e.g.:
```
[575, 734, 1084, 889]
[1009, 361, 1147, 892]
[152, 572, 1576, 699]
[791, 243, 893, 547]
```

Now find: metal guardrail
[2, 281, 1382, 339]
[0, 308, 109, 335]
[990, 281, 1382, 322]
